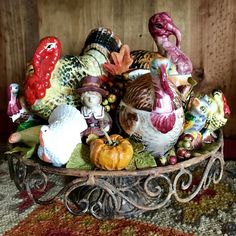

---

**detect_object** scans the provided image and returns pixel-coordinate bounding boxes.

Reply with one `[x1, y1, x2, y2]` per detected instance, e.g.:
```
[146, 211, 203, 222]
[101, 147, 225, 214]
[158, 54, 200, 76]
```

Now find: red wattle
[222, 93, 231, 116]
[150, 112, 176, 133]
[24, 37, 61, 105]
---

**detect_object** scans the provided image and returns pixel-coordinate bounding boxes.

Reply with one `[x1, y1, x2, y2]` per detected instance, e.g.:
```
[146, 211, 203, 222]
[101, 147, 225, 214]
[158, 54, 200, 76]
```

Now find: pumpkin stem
[101, 128, 113, 146]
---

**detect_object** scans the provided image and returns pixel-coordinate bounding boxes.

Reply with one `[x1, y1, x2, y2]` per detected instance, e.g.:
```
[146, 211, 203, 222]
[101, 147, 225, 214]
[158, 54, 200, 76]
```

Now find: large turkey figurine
[24, 28, 122, 120]
[119, 58, 184, 157]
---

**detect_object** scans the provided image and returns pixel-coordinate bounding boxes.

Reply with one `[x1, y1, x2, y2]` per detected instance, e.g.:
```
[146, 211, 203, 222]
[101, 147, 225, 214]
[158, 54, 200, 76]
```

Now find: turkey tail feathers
[81, 27, 122, 55]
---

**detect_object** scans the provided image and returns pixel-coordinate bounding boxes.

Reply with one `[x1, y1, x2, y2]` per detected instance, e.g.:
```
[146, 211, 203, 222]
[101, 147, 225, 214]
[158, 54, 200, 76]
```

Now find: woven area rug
[1, 155, 236, 236]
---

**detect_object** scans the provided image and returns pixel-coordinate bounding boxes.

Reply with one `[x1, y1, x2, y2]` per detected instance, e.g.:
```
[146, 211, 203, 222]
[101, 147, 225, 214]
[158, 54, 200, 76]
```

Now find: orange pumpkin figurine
[90, 132, 133, 171]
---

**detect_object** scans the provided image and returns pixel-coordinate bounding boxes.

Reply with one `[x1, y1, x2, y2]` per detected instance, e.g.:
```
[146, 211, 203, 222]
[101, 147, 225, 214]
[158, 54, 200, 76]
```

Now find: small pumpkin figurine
[90, 132, 133, 170]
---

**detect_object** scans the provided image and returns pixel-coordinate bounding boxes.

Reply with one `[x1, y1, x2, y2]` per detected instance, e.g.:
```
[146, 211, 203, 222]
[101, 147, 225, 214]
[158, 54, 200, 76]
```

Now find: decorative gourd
[90, 134, 133, 170]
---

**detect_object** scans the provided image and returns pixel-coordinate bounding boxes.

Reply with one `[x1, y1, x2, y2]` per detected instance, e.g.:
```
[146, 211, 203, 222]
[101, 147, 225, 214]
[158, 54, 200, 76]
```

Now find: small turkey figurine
[131, 12, 192, 74]
[148, 12, 192, 75]
[7, 83, 33, 123]
[130, 12, 195, 102]
[23, 28, 122, 120]
[119, 58, 184, 157]
[37, 104, 88, 167]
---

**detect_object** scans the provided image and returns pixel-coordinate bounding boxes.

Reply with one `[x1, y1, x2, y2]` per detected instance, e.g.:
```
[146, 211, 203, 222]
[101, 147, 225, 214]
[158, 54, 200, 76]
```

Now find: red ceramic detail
[24, 37, 61, 105]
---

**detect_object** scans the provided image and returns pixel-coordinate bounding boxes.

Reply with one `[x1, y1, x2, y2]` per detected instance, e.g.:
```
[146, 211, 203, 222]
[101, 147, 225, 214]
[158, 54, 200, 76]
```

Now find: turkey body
[24, 28, 122, 120]
[30, 54, 105, 119]
[119, 59, 184, 157]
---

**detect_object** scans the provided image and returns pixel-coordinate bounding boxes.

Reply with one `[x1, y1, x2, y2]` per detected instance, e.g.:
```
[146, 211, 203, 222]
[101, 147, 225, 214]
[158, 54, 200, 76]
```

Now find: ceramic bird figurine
[148, 12, 193, 75]
[7, 83, 33, 123]
[23, 28, 122, 120]
[37, 104, 88, 167]
[118, 58, 184, 157]
[129, 12, 195, 102]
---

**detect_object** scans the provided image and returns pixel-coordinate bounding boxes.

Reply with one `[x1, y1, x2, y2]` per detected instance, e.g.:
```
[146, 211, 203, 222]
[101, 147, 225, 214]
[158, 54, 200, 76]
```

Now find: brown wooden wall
[0, 0, 235, 140]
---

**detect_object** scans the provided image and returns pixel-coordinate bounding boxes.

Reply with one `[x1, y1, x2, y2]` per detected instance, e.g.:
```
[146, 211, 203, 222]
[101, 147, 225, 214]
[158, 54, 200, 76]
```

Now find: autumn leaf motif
[103, 44, 133, 75]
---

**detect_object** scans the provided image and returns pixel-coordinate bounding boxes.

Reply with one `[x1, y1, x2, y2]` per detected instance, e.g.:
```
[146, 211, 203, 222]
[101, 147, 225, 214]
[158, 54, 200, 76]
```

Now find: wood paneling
[36, 0, 192, 55]
[0, 0, 235, 138]
[191, 0, 236, 138]
[0, 0, 39, 139]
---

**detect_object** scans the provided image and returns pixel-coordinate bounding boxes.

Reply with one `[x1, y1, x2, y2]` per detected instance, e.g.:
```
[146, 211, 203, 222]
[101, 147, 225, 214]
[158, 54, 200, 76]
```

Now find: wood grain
[192, 0, 236, 138]
[0, 0, 39, 139]
[0, 0, 235, 138]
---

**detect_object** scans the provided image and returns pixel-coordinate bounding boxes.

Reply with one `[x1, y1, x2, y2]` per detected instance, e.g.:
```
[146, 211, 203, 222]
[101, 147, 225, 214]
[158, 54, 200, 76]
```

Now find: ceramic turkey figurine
[130, 12, 195, 102]
[118, 58, 184, 157]
[148, 12, 192, 75]
[24, 28, 122, 120]
[7, 83, 33, 123]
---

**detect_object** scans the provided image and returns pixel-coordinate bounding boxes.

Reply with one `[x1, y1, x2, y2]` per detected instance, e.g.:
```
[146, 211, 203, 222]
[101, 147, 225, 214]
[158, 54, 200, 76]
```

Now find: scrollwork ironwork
[173, 150, 224, 203]
[8, 154, 27, 191]
[8, 135, 225, 219]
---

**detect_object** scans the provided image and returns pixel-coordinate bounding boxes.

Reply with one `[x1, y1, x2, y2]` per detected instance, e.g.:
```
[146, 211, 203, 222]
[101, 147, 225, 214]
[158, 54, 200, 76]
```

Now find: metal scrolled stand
[8, 131, 224, 220]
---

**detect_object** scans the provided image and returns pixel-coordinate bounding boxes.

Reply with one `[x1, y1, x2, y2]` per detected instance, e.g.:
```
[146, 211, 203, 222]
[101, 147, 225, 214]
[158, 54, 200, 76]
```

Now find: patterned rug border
[1, 158, 236, 235]
[3, 200, 194, 236]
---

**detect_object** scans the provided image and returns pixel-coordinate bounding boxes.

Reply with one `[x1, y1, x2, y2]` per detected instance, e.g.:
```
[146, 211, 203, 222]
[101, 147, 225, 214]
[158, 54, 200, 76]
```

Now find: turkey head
[148, 12, 192, 75]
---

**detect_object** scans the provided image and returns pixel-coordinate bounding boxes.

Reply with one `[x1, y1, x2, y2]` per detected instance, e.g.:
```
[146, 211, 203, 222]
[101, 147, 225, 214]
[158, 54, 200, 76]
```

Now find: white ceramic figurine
[37, 104, 88, 167]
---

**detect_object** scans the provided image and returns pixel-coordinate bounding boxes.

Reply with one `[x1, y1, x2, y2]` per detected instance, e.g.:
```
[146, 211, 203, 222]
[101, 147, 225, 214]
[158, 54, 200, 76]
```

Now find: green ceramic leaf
[134, 151, 157, 169]
[127, 138, 157, 169]
[66, 143, 94, 170]
[129, 138, 145, 153]
[4, 145, 37, 159]
[125, 156, 136, 170]
[5, 146, 29, 155]
[22, 145, 37, 159]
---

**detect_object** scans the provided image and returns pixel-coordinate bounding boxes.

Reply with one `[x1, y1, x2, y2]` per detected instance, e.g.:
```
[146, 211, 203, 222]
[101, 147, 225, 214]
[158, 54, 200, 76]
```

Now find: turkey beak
[166, 22, 181, 49]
